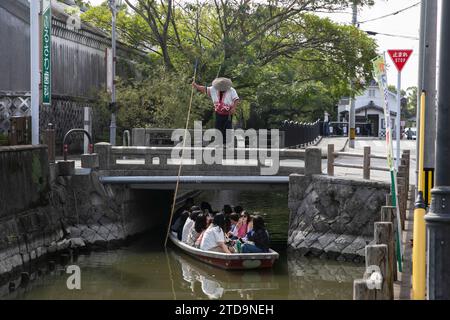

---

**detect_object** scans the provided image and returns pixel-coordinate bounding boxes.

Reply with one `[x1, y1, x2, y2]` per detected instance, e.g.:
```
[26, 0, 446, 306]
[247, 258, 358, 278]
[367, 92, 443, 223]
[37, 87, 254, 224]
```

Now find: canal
[3, 191, 365, 300]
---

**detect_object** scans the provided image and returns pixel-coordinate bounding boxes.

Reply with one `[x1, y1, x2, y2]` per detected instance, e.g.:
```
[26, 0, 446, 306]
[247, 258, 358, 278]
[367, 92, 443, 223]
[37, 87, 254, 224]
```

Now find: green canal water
[4, 191, 365, 300]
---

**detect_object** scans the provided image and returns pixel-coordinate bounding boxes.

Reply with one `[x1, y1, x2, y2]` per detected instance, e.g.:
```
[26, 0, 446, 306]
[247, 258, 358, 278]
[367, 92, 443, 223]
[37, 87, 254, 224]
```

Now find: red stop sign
[388, 50, 413, 72]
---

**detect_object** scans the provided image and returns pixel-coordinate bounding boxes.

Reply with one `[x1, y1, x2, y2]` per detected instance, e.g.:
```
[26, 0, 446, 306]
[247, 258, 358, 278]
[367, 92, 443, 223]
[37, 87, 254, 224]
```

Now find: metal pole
[425, 0, 450, 300]
[349, 1, 357, 149]
[84, 107, 92, 153]
[423, 0, 438, 206]
[396, 72, 401, 170]
[417, 0, 438, 198]
[30, 0, 40, 145]
[109, 0, 117, 146]
[412, 91, 427, 300]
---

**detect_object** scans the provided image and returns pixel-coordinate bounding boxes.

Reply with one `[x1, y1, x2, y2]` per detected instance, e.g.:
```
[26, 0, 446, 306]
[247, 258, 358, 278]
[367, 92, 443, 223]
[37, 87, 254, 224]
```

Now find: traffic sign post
[388, 50, 413, 170]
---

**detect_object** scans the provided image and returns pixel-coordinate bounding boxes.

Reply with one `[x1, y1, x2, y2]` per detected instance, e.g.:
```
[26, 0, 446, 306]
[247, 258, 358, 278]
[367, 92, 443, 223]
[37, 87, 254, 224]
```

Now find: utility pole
[109, 0, 121, 146]
[417, 0, 438, 204]
[30, 0, 40, 145]
[425, 0, 450, 300]
[349, 1, 357, 149]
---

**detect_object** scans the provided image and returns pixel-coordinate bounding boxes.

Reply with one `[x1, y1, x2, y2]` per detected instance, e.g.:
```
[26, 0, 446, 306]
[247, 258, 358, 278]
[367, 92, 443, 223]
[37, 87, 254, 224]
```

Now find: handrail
[63, 129, 93, 161]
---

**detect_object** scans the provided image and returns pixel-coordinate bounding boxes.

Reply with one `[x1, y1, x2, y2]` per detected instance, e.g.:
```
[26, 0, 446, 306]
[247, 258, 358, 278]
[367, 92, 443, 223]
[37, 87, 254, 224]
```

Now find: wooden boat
[169, 232, 279, 270]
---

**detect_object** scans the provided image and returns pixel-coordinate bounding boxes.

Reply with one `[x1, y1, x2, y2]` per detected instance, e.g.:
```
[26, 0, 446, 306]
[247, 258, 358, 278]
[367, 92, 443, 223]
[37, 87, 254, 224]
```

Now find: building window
[369, 89, 376, 97]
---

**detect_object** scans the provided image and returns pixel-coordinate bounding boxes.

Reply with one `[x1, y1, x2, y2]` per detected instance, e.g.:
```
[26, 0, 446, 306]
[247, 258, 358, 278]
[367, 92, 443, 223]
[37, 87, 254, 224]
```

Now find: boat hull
[169, 233, 278, 270]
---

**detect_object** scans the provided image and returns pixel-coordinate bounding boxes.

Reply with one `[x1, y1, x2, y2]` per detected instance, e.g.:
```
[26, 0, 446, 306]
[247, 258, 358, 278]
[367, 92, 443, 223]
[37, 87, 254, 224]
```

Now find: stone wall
[0, 145, 50, 217]
[0, 146, 173, 285]
[288, 174, 390, 263]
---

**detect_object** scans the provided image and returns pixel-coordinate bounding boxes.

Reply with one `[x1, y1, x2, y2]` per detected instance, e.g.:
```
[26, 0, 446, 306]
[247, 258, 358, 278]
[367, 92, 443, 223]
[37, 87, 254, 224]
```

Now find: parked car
[405, 127, 417, 140]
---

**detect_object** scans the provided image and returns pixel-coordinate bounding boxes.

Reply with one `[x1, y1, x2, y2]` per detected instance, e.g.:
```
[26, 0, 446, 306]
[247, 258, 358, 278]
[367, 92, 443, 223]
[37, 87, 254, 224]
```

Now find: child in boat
[241, 215, 270, 253]
[182, 210, 201, 243]
[200, 213, 234, 253]
[187, 212, 207, 247]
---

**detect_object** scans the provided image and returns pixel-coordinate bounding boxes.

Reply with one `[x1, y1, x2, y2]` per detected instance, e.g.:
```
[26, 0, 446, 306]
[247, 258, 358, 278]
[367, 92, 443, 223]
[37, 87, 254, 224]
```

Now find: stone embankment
[0, 145, 172, 286]
[288, 174, 390, 263]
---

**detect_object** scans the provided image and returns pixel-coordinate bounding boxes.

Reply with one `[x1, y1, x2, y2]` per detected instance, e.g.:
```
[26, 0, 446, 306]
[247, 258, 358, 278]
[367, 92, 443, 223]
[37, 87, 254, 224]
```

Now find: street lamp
[108, 0, 122, 146]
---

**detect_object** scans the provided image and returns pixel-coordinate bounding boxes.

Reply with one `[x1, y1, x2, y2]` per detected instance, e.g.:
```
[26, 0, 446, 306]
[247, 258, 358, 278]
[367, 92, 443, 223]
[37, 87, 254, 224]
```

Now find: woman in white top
[181, 210, 201, 243]
[200, 213, 233, 253]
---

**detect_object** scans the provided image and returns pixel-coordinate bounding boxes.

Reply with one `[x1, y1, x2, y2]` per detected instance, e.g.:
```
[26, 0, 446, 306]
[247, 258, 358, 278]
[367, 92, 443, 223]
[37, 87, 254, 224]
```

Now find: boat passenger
[223, 205, 233, 215]
[187, 213, 207, 247]
[172, 210, 189, 240]
[227, 213, 240, 239]
[200, 213, 234, 253]
[236, 211, 252, 239]
[233, 205, 243, 215]
[195, 213, 213, 247]
[201, 202, 213, 214]
[241, 215, 270, 253]
[182, 210, 201, 243]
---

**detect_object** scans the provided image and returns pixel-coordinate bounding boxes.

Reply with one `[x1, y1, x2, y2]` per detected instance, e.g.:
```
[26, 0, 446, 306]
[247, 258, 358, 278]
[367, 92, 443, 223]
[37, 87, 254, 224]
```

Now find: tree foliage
[82, 0, 378, 130]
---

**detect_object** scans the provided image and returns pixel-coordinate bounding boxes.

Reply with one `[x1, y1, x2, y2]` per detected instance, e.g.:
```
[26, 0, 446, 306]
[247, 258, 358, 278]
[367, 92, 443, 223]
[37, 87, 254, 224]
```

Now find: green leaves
[85, 0, 378, 130]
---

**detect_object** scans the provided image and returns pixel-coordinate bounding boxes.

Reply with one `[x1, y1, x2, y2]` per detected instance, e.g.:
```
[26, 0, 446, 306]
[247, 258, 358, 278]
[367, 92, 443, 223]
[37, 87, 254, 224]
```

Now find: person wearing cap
[192, 78, 240, 144]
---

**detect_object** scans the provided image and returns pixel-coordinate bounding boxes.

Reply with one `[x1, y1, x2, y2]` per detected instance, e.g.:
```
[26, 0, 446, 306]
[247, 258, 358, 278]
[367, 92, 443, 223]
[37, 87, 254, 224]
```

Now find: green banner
[42, 0, 52, 105]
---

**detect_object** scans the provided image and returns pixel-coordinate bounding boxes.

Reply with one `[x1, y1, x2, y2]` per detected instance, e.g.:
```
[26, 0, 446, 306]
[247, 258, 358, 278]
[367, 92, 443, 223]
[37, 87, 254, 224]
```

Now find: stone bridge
[90, 143, 323, 191]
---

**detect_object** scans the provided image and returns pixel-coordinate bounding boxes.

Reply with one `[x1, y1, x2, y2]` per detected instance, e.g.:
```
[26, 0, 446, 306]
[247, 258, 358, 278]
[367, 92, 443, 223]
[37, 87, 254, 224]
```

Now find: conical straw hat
[212, 77, 232, 91]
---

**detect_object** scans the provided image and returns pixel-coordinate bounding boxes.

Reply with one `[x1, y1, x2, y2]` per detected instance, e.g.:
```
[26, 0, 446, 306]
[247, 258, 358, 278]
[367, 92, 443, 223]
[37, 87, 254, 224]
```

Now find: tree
[83, 0, 378, 129]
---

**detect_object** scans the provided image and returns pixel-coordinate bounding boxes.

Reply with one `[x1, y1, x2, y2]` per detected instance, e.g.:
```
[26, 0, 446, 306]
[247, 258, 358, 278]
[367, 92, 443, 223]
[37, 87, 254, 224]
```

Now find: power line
[358, 2, 420, 24]
[363, 30, 419, 40]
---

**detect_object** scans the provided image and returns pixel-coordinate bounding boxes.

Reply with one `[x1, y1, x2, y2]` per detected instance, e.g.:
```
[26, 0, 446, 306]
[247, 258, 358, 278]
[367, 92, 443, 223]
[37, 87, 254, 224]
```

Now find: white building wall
[337, 85, 400, 137]
[338, 85, 399, 116]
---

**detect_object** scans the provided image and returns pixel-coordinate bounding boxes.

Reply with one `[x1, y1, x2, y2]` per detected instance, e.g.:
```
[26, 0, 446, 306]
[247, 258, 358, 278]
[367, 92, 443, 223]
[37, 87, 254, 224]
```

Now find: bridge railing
[280, 119, 321, 149]
[95, 143, 307, 170]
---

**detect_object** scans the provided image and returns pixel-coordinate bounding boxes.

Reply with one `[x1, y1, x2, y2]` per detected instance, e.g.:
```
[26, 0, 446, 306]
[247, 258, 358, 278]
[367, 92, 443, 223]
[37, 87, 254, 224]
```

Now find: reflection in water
[287, 252, 365, 300]
[3, 190, 365, 300]
[171, 250, 279, 300]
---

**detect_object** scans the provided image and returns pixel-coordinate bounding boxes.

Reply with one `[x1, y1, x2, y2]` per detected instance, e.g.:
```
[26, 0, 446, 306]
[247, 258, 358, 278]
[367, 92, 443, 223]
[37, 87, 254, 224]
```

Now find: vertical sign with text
[42, 0, 52, 105]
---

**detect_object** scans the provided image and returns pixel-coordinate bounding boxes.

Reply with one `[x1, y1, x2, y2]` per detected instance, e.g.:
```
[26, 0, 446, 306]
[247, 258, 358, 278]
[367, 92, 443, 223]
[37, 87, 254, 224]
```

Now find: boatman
[192, 77, 240, 144]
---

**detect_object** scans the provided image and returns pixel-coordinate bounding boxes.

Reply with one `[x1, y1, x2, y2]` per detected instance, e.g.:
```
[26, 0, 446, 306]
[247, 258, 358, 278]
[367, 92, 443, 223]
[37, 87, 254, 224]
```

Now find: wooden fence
[327, 144, 393, 180]
[353, 150, 411, 300]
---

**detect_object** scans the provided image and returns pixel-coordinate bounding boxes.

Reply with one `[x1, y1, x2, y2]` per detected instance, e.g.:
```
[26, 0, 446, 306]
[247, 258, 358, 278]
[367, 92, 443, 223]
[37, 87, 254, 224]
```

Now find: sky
[89, 0, 426, 91]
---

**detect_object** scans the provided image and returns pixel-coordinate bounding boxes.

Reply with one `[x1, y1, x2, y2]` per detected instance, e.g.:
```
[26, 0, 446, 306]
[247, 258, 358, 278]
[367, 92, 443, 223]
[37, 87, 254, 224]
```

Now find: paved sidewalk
[316, 136, 348, 152]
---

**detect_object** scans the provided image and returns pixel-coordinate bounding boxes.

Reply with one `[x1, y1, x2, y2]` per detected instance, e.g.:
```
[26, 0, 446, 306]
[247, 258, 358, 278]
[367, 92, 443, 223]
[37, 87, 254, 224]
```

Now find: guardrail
[95, 144, 307, 170]
[353, 150, 411, 300]
[327, 144, 390, 180]
[281, 120, 321, 148]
